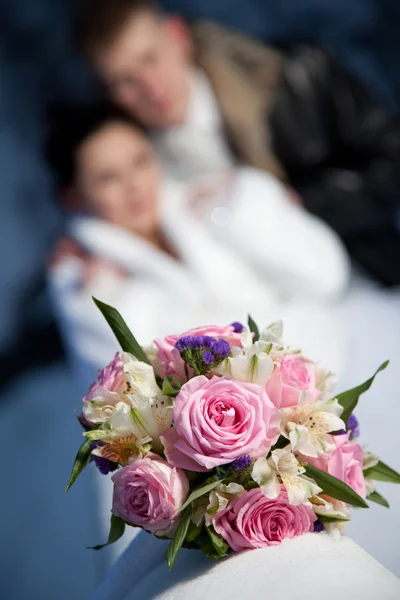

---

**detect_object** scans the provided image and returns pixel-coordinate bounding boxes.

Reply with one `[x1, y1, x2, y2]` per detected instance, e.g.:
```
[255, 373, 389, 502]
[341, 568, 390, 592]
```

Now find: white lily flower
[216, 327, 274, 386]
[363, 451, 379, 471]
[205, 483, 246, 525]
[129, 392, 173, 440]
[280, 392, 345, 457]
[82, 389, 130, 425]
[310, 495, 350, 521]
[86, 402, 150, 443]
[260, 321, 284, 346]
[122, 353, 161, 398]
[362, 451, 379, 496]
[252, 449, 322, 506]
[315, 364, 338, 398]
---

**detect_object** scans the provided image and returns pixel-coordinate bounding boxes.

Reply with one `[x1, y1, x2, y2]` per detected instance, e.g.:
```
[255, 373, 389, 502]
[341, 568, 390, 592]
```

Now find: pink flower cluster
[71, 320, 394, 565]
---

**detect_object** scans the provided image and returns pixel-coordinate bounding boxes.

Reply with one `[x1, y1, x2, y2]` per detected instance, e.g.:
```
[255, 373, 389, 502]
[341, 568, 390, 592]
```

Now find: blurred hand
[48, 237, 127, 288]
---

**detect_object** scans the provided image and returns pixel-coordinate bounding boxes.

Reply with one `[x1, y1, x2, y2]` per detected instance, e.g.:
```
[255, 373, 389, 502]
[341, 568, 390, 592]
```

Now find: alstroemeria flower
[216, 327, 274, 387]
[252, 449, 322, 505]
[205, 482, 246, 525]
[129, 392, 173, 441]
[315, 364, 338, 399]
[280, 392, 345, 457]
[310, 495, 350, 521]
[85, 403, 152, 453]
[122, 353, 161, 398]
[363, 451, 380, 496]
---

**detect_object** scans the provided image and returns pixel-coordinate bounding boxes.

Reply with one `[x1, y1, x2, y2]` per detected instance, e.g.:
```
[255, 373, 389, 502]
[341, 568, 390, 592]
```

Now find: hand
[48, 236, 87, 268]
[48, 237, 127, 288]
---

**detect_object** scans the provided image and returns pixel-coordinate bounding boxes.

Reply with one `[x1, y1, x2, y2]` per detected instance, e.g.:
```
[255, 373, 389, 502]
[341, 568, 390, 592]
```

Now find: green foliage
[247, 314, 260, 342]
[166, 508, 192, 570]
[335, 361, 389, 424]
[179, 479, 223, 513]
[65, 438, 92, 492]
[89, 514, 125, 550]
[305, 464, 369, 508]
[364, 460, 400, 484]
[367, 491, 390, 508]
[93, 297, 150, 364]
[162, 376, 181, 397]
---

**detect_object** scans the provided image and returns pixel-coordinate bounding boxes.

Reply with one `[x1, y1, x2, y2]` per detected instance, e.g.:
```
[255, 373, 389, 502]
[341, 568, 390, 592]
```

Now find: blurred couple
[47, 0, 371, 388]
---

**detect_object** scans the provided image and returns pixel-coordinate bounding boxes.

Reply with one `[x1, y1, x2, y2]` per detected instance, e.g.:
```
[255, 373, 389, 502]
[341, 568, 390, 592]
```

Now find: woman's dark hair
[45, 102, 145, 188]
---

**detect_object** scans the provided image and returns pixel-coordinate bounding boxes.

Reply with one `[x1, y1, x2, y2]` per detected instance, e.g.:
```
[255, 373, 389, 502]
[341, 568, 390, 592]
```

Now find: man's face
[93, 12, 192, 128]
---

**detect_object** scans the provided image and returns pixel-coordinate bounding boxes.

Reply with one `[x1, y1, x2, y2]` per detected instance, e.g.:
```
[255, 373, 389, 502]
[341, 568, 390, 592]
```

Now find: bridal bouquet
[67, 300, 400, 568]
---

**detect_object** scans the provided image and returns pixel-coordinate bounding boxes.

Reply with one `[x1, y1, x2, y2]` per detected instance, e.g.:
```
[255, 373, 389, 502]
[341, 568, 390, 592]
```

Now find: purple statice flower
[347, 413, 360, 439]
[231, 321, 244, 333]
[314, 521, 325, 533]
[203, 351, 215, 365]
[212, 339, 230, 359]
[232, 455, 252, 471]
[176, 335, 214, 352]
[93, 454, 118, 475]
[175, 335, 231, 374]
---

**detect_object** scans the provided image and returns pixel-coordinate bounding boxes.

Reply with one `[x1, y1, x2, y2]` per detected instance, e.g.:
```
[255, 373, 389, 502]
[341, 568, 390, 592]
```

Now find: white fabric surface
[91, 532, 400, 600]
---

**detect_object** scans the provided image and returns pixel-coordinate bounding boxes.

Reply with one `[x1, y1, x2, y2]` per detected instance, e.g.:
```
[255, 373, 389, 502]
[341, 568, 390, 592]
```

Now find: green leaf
[335, 361, 389, 424]
[179, 479, 223, 513]
[364, 460, 400, 484]
[65, 438, 92, 492]
[195, 534, 225, 560]
[316, 514, 350, 523]
[368, 491, 390, 508]
[247, 314, 260, 342]
[93, 297, 150, 365]
[166, 507, 192, 570]
[305, 464, 369, 508]
[186, 522, 203, 543]
[89, 514, 125, 550]
[162, 376, 181, 397]
[206, 527, 229, 557]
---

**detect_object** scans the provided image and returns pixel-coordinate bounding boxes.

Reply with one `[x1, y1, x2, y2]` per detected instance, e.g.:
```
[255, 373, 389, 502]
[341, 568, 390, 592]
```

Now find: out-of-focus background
[1, 1, 400, 599]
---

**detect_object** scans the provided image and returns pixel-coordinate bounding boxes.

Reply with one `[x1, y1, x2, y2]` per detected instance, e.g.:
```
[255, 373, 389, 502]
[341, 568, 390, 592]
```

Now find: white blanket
[91, 532, 400, 600]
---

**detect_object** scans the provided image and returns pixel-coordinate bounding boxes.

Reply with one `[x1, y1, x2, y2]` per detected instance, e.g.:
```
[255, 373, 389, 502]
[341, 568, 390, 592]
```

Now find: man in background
[75, 0, 400, 285]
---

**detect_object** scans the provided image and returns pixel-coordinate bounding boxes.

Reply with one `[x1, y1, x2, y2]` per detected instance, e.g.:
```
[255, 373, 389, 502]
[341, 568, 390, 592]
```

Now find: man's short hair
[46, 102, 144, 188]
[75, 0, 162, 60]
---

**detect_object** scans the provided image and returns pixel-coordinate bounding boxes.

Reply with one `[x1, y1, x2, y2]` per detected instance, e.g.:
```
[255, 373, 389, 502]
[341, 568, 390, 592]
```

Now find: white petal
[363, 451, 379, 471]
[260, 475, 281, 499]
[288, 424, 310, 452]
[315, 397, 343, 418]
[252, 457, 273, 486]
[281, 474, 322, 505]
[309, 411, 345, 435]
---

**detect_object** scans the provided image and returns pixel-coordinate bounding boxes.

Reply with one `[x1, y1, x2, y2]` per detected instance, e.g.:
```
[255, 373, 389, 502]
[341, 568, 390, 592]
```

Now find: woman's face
[75, 121, 160, 238]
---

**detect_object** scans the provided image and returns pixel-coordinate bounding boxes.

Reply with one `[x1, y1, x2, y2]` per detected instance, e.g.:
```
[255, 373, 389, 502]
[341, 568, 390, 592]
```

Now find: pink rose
[306, 434, 366, 498]
[213, 486, 316, 551]
[265, 355, 319, 409]
[154, 325, 243, 380]
[111, 454, 189, 536]
[82, 353, 128, 425]
[160, 376, 280, 471]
